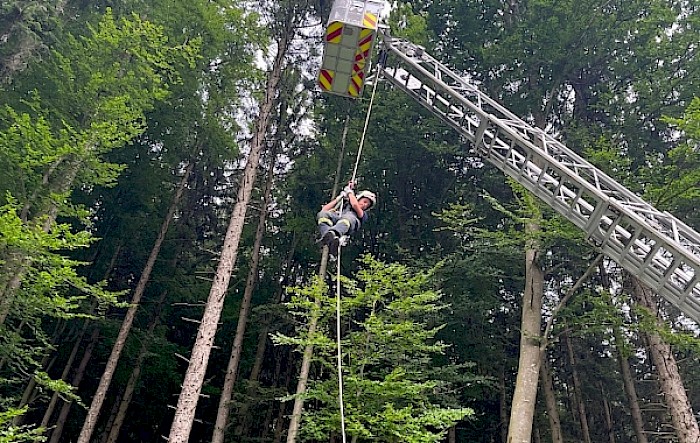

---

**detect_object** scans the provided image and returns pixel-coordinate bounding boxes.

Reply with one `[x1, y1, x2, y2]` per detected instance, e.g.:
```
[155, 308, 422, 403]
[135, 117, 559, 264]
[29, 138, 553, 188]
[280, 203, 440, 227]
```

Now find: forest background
[2, 0, 700, 442]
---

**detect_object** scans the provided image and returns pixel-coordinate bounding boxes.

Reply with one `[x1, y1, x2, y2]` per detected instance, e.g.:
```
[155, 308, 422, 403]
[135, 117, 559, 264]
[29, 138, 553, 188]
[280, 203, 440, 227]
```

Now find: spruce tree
[277, 256, 474, 442]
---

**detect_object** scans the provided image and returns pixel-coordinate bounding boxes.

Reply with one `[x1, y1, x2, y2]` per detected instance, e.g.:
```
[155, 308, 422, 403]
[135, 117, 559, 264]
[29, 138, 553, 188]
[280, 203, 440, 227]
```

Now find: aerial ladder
[379, 35, 700, 323]
[317, 4, 700, 324]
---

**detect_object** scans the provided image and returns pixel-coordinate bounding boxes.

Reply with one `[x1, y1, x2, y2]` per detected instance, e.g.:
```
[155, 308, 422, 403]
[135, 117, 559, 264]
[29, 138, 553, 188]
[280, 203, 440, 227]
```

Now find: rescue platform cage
[318, 0, 384, 99]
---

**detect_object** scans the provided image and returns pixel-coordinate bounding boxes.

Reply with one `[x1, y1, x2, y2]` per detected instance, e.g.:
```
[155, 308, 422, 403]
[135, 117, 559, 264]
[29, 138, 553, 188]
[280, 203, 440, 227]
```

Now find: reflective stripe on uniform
[318, 217, 333, 225]
[339, 219, 351, 227]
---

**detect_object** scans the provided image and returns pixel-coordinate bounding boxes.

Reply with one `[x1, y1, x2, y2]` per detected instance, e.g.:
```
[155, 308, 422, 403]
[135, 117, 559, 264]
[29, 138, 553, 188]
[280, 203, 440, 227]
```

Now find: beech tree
[0, 9, 194, 437]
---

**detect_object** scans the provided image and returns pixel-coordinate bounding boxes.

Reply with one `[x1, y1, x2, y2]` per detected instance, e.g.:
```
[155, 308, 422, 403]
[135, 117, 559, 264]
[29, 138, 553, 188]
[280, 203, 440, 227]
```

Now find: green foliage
[31, 371, 80, 400]
[0, 8, 201, 222]
[583, 135, 633, 179]
[0, 106, 74, 208]
[664, 97, 700, 142]
[277, 256, 474, 442]
[388, 3, 432, 46]
[0, 200, 122, 316]
[0, 200, 123, 407]
[0, 0, 65, 83]
[1, 0, 698, 441]
[0, 406, 45, 443]
[39, 8, 196, 123]
[634, 305, 700, 354]
[477, 179, 586, 255]
[0, 8, 191, 430]
[639, 144, 700, 209]
[636, 97, 700, 211]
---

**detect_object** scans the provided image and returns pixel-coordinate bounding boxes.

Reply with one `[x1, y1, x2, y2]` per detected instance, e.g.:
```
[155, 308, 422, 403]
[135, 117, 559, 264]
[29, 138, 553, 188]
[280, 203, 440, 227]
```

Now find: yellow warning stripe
[355, 29, 374, 62]
[359, 28, 373, 46]
[348, 72, 363, 97]
[352, 61, 365, 75]
[319, 69, 334, 91]
[326, 21, 343, 43]
[363, 12, 377, 29]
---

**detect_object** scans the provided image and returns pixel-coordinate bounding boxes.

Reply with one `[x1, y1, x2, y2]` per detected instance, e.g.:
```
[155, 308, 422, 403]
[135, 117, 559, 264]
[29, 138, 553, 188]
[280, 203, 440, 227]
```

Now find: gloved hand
[343, 182, 354, 195]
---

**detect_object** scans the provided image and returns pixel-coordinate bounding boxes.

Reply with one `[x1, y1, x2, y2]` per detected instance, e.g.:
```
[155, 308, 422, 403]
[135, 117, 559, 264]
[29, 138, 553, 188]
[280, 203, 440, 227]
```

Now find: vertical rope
[335, 244, 347, 443]
[351, 70, 381, 183]
[335, 57, 382, 443]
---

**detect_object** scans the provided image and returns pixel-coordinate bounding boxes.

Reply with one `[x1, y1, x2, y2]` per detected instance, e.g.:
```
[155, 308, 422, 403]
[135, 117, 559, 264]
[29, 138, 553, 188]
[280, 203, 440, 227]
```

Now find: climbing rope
[335, 244, 347, 443]
[334, 61, 382, 443]
[351, 62, 382, 184]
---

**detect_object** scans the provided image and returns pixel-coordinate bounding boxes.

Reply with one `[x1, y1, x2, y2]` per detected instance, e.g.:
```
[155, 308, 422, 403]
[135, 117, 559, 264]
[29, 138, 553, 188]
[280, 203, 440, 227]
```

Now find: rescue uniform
[317, 204, 368, 238]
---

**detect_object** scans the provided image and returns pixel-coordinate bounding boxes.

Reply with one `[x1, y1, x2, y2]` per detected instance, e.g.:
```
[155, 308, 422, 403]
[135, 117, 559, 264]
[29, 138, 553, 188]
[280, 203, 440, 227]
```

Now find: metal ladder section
[377, 34, 700, 323]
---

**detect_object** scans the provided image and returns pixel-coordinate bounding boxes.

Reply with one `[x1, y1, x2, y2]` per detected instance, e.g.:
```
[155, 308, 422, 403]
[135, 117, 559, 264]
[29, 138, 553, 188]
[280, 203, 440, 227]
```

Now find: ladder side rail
[383, 36, 700, 249]
[380, 43, 630, 233]
[380, 36, 700, 257]
[388, 39, 528, 125]
[497, 127, 700, 318]
[386, 37, 661, 208]
[393, 39, 700, 257]
[378, 36, 700, 322]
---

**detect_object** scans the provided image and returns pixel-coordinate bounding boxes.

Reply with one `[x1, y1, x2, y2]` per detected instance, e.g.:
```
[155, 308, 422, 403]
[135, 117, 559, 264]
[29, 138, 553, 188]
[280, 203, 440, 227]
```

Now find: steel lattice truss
[377, 34, 700, 323]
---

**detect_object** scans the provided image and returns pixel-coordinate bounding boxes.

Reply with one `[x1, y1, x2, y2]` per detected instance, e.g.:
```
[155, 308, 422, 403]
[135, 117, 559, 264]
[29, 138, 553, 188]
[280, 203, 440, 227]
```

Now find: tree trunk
[99, 392, 123, 443]
[13, 354, 56, 425]
[48, 326, 100, 443]
[0, 271, 24, 324]
[448, 425, 456, 443]
[250, 232, 298, 383]
[13, 320, 67, 425]
[540, 356, 564, 443]
[630, 276, 700, 443]
[105, 289, 169, 443]
[285, 103, 352, 443]
[507, 221, 544, 443]
[167, 24, 291, 442]
[41, 246, 119, 430]
[237, 233, 299, 438]
[41, 319, 92, 429]
[273, 400, 288, 443]
[614, 327, 649, 443]
[598, 262, 648, 443]
[564, 332, 592, 443]
[0, 18, 41, 82]
[285, 256, 329, 443]
[600, 383, 616, 443]
[500, 369, 508, 443]
[258, 350, 285, 439]
[212, 145, 278, 443]
[77, 163, 192, 443]
[273, 356, 295, 443]
[284, 202, 339, 442]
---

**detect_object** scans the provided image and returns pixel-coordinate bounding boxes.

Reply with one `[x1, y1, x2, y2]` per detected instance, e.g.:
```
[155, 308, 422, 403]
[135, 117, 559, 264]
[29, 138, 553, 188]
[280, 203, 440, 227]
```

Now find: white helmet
[356, 190, 376, 208]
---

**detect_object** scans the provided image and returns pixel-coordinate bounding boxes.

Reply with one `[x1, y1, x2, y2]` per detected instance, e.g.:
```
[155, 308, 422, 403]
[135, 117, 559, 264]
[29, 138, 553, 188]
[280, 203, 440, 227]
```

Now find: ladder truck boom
[377, 33, 700, 323]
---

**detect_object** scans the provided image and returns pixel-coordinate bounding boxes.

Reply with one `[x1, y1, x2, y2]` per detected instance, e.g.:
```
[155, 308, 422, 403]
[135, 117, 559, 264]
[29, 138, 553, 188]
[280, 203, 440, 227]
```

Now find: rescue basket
[318, 0, 384, 98]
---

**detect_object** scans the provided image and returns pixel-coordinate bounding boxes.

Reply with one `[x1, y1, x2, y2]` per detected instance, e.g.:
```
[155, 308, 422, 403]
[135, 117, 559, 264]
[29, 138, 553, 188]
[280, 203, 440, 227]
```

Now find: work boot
[321, 230, 337, 246]
[328, 235, 341, 256]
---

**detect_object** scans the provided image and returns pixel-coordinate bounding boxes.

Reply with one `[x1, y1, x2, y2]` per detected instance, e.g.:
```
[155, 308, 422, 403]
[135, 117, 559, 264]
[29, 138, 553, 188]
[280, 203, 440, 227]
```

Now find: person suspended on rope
[317, 181, 376, 255]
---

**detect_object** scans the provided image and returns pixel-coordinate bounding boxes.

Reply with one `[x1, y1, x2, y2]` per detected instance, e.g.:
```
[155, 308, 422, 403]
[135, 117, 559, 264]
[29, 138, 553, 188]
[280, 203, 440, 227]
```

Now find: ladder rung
[381, 34, 700, 323]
